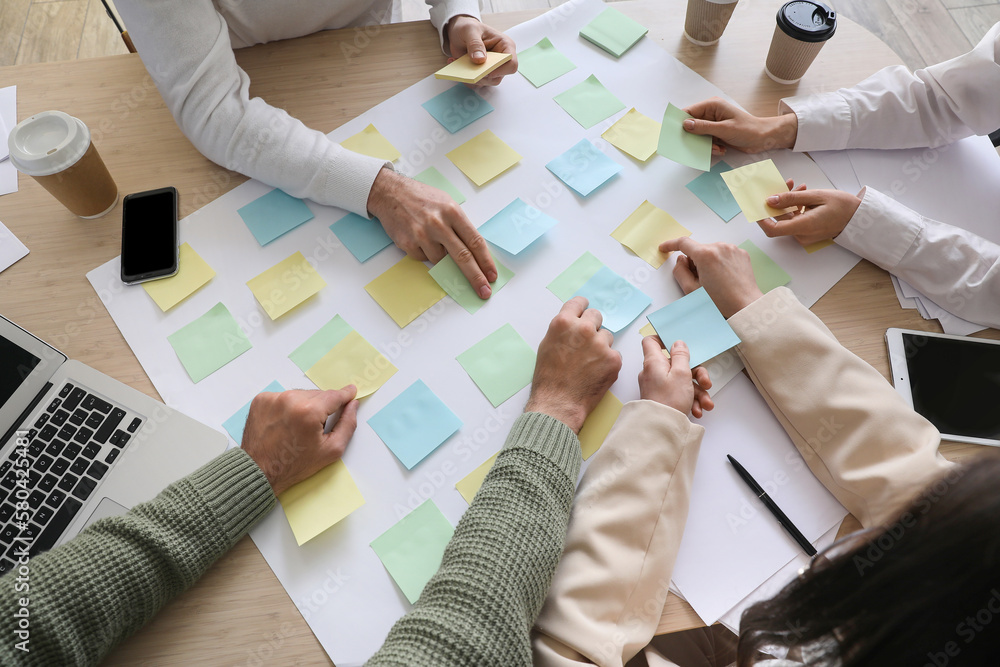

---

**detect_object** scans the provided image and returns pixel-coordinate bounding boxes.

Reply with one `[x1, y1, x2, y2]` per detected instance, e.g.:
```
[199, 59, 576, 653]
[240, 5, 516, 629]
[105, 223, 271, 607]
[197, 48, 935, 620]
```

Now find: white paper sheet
[0, 220, 28, 273]
[0, 86, 17, 196]
[86, 2, 859, 662]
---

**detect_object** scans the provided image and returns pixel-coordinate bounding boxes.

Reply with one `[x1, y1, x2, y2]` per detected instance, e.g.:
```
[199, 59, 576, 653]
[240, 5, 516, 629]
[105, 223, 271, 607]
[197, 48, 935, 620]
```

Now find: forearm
[533, 402, 704, 667]
[0, 449, 275, 666]
[367, 412, 581, 667]
[729, 288, 952, 527]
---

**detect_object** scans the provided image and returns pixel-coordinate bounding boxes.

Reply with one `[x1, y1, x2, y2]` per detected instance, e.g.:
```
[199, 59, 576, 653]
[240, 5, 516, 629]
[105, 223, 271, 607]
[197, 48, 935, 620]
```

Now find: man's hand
[242, 386, 359, 496]
[758, 185, 864, 246]
[658, 237, 764, 318]
[368, 168, 497, 299]
[525, 297, 622, 433]
[638, 339, 714, 418]
[683, 97, 798, 156]
[445, 16, 518, 86]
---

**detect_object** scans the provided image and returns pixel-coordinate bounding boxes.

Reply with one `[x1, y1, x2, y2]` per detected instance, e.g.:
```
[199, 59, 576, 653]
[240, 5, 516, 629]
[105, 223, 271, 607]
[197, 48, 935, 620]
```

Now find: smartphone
[120, 186, 179, 285]
[886, 327, 1000, 447]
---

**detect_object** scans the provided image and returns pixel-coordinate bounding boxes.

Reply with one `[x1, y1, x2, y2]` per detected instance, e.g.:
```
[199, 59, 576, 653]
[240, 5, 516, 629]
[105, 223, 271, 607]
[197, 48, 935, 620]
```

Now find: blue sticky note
[421, 85, 494, 133]
[368, 380, 463, 469]
[223, 380, 285, 445]
[686, 161, 741, 222]
[237, 190, 315, 246]
[546, 139, 623, 197]
[572, 266, 651, 333]
[646, 287, 741, 367]
[331, 213, 394, 262]
[479, 198, 558, 255]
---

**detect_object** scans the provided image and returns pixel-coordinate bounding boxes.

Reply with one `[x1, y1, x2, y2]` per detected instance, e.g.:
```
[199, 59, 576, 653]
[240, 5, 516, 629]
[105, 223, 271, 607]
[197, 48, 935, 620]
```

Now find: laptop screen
[0, 335, 41, 408]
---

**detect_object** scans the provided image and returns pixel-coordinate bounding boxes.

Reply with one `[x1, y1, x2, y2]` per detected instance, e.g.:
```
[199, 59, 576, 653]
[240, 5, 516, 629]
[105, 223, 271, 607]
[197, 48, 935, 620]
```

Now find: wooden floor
[2, 0, 998, 70]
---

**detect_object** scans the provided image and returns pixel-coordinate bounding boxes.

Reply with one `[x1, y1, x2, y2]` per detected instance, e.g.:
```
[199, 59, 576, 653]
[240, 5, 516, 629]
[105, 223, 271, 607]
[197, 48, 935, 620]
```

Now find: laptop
[0, 313, 226, 573]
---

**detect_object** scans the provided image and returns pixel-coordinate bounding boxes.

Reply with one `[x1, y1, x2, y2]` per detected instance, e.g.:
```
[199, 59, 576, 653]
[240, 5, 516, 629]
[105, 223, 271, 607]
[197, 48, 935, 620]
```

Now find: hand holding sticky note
[435, 52, 512, 84]
[721, 159, 796, 221]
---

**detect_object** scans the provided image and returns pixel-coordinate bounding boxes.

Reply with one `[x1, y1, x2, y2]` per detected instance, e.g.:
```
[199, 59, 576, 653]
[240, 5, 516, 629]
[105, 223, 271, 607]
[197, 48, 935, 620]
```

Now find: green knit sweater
[0, 412, 581, 665]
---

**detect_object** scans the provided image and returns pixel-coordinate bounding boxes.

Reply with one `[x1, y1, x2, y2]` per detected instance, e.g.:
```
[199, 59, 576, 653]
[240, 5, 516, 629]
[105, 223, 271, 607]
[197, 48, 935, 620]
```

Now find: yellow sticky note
[365, 256, 446, 327]
[579, 392, 623, 460]
[435, 52, 512, 84]
[602, 108, 660, 162]
[305, 330, 397, 397]
[612, 201, 691, 269]
[455, 453, 498, 505]
[279, 460, 365, 546]
[447, 130, 522, 187]
[639, 322, 656, 337]
[720, 159, 795, 222]
[142, 242, 215, 311]
[246, 251, 326, 320]
[341, 124, 401, 161]
[804, 239, 834, 253]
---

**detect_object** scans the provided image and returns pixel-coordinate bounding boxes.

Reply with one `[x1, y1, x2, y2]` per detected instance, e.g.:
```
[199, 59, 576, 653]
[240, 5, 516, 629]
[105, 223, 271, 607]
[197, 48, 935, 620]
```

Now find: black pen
[727, 454, 817, 557]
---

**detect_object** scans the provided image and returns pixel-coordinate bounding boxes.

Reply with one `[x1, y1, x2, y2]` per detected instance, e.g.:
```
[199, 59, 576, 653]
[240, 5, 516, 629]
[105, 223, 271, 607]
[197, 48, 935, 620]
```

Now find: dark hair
[738, 451, 1000, 666]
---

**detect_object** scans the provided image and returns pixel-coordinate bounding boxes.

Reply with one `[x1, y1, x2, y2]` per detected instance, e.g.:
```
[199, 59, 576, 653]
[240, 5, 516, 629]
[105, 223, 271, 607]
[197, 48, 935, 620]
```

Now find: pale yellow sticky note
[446, 130, 522, 187]
[279, 460, 365, 546]
[142, 242, 215, 311]
[639, 322, 656, 337]
[341, 123, 401, 161]
[246, 251, 326, 320]
[602, 108, 660, 162]
[720, 159, 795, 222]
[365, 256, 446, 327]
[612, 201, 691, 269]
[579, 392, 623, 460]
[435, 52, 512, 83]
[305, 330, 398, 398]
[804, 239, 835, 253]
[455, 453, 498, 505]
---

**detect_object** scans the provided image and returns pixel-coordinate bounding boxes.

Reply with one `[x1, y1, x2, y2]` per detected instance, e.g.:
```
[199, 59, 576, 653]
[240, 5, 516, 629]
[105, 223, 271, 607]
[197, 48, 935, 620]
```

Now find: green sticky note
[289, 315, 354, 372]
[457, 324, 536, 407]
[738, 240, 792, 292]
[553, 75, 626, 129]
[658, 104, 712, 172]
[518, 37, 577, 87]
[547, 251, 606, 302]
[579, 7, 648, 58]
[414, 167, 466, 205]
[370, 500, 454, 604]
[429, 253, 514, 315]
[167, 302, 252, 383]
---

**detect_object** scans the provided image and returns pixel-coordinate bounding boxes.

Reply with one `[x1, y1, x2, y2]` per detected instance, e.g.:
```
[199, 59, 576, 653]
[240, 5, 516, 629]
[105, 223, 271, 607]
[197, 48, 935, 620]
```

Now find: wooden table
[0, 1, 994, 663]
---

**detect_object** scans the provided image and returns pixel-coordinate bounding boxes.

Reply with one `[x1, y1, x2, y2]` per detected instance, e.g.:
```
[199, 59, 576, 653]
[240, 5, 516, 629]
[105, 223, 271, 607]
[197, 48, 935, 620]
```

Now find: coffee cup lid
[776, 1, 837, 43]
[7, 111, 91, 177]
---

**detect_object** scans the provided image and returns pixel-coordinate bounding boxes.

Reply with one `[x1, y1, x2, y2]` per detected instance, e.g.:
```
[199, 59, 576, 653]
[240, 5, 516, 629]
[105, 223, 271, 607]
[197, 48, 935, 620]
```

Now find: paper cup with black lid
[765, 1, 837, 84]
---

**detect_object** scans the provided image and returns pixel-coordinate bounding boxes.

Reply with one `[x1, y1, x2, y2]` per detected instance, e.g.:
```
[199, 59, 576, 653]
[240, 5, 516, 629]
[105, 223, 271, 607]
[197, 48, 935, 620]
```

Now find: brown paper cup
[684, 0, 739, 46]
[32, 142, 118, 218]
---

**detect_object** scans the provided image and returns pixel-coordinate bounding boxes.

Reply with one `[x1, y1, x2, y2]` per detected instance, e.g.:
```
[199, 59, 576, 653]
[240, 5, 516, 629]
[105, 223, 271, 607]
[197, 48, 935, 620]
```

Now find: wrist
[524, 395, 586, 434]
[366, 166, 397, 219]
[769, 113, 799, 150]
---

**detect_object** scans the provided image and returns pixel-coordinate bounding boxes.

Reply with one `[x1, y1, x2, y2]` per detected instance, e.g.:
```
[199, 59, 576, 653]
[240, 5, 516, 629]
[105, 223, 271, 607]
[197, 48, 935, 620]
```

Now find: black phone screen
[121, 187, 177, 281]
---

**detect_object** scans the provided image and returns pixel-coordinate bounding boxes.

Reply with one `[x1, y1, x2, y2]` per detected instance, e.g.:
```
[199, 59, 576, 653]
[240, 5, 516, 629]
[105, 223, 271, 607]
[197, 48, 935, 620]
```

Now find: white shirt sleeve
[428, 0, 483, 52]
[836, 187, 1000, 330]
[780, 22, 1000, 152]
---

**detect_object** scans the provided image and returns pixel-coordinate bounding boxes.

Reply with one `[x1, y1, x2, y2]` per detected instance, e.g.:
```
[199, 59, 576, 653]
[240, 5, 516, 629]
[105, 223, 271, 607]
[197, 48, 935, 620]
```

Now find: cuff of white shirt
[430, 1, 483, 55]
[834, 187, 923, 271]
[779, 92, 852, 152]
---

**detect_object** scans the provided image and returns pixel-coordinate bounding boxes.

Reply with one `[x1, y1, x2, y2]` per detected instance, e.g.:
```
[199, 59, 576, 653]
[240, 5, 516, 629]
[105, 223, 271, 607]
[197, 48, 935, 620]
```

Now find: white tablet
[886, 328, 1000, 447]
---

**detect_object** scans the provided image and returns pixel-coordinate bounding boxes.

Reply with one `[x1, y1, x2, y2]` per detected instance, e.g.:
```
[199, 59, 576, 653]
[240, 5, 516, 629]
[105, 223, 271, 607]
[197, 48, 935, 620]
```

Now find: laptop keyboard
[0, 382, 143, 574]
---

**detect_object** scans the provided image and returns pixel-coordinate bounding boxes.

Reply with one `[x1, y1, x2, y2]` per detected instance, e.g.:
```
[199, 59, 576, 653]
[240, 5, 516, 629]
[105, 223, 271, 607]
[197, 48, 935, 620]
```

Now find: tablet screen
[902, 333, 1000, 439]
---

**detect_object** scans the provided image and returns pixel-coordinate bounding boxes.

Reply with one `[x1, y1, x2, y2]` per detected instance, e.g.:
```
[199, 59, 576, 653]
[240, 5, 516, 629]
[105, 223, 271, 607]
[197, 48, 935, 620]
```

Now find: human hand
[446, 16, 518, 86]
[242, 386, 359, 496]
[525, 297, 622, 433]
[368, 168, 497, 298]
[758, 185, 863, 246]
[683, 97, 798, 156]
[658, 237, 764, 318]
[638, 339, 714, 418]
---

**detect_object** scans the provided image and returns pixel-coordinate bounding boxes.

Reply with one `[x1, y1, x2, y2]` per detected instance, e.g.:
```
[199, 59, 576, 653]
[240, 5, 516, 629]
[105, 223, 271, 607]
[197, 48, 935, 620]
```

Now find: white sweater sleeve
[780, 22, 1000, 151]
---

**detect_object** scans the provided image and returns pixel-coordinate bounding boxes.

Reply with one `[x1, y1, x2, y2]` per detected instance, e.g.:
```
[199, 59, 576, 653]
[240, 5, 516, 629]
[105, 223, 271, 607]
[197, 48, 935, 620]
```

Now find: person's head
[738, 451, 1000, 666]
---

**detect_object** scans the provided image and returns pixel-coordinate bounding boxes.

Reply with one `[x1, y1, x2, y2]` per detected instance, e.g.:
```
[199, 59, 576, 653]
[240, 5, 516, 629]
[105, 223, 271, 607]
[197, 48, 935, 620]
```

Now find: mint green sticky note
[658, 104, 712, 172]
[223, 380, 284, 445]
[167, 302, 252, 383]
[414, 167, 466, 205]
[518, 37, 577, 87]
[429, 253, 514, 315]
[738, 240, 792, 293]
[289, 315, 354, 372]
[457, 324, 536, 407]
[579, 7, 648, 58]
[547, 251, 606, 302]
[647, 287, 741, 367]
[370, 500, 455, 604]
[553, 75, 626, 129]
